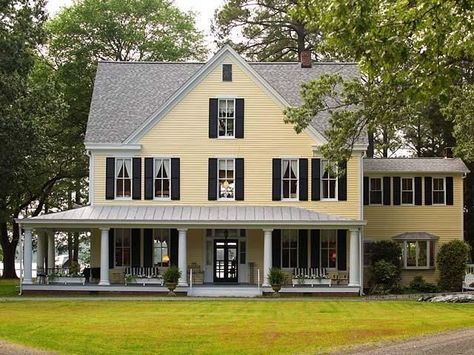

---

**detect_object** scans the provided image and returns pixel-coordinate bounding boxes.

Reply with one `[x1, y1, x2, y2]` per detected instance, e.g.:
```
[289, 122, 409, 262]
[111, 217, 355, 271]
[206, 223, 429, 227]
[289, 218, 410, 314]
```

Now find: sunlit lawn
[0, 279, 18, 297]
[0, 298, 473, 354]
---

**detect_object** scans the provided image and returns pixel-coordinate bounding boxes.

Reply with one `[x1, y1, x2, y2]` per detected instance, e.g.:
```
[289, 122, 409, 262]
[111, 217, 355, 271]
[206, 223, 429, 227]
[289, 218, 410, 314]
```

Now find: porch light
[162, 255, 170, 263]
[223, 180, 229, 189]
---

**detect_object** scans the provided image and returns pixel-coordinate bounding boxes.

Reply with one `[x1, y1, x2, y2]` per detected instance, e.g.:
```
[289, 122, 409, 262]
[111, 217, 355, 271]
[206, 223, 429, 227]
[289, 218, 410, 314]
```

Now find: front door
[214, 239, 238, 283]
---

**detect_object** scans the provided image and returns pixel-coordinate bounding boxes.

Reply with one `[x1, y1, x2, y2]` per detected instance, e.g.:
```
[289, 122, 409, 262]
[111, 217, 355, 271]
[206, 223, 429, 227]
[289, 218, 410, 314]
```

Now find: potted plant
[268, 267, 284, 296]
[162, 266, 182, 296]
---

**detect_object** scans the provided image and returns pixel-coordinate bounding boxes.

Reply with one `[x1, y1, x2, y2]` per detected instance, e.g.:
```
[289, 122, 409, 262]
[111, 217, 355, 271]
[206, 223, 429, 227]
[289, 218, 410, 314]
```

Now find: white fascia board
[124, 45, 295, 144]
[85, 143, 142, 154]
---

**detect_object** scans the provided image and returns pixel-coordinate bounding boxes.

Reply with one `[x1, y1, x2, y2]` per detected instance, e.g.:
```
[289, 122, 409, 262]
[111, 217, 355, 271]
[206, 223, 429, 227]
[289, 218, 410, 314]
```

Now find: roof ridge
[98, 60, 205, 65]
[364, 157, 460, 160]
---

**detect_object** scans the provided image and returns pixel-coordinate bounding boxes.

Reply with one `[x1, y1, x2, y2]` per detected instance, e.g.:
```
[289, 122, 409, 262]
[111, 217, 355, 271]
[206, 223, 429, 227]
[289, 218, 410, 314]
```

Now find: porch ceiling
[16, 205, 365, 229]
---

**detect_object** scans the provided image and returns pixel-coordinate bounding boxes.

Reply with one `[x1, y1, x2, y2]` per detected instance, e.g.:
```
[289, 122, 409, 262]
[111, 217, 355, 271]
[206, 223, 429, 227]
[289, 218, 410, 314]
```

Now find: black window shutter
[393, 177, 401, 205]
[272, 229, 281, 268]
[235, 158, 244, 200]
[446, 177, 454, 205]
[299, 159, 308, 201]
[235, 99, 244, 138]
[383, 177, 391, 205]
[209, 98, 218, 138]
[132, 158, 141, 200]
[363, 176, 369, 205]
[310, 230, 320, 269]
[425, 177, 433, 205]
[272, 159, 281, 201]
[106, 157, 115, 200]
[144, 158, 154, 200]
[170, 229, 179, 266]
[298, 230, 308, 269]
[338, 161, 347, 201]
[171, 158, 180, 200]
[311, 159, 321, 201]
[208, 158, 218, 200]
[414, 177, 422, 205]
[143, 229, 153, 267]
[131, 229, 141, 267]
[337, 230, 347, 271]
[108, 229, 114, 269]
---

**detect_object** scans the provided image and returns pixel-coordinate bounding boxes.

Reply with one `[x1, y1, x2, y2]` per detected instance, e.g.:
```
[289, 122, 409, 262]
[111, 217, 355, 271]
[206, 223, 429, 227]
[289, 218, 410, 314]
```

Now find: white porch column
[349, 228, 361, 287]
[178, 228, 188, 286]
[36, 233, 46, 273]
[262, 229, 273, 287]
[47, 231, 55, 273]
[99, 228, 110, 286]
[23, 228, 33, 284]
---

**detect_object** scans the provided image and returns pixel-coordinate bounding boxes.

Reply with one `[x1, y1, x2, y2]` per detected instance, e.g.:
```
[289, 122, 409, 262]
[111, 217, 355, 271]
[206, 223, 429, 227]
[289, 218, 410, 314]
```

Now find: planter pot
[165, 282, 177, 296]
[271, 284, 281, 297]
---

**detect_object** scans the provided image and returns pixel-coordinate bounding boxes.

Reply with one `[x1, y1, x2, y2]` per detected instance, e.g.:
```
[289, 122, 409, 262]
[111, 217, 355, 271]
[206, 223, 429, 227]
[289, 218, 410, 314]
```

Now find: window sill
[321, 199, 339, 202]
[218, 198, 235, 201]
[217, 136, 235, 140]
[282, 198, 299, 202]
[114, 197, 132, 201]
[153, 198, 171, 201]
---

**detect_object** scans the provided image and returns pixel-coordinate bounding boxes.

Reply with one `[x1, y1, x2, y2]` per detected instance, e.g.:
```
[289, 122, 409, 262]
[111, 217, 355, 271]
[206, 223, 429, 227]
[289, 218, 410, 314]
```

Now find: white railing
[467, 264, 474, 274]
[125, 267, 161, 277]
[293, 268, 329, 278]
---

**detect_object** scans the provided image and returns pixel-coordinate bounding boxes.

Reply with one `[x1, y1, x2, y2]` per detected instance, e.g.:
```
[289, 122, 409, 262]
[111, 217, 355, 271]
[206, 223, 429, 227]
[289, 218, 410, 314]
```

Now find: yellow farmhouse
[18, 45, 469, 296]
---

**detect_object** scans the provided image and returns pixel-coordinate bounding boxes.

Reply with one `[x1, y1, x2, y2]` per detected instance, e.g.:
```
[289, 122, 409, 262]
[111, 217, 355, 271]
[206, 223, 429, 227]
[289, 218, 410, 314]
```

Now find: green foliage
[370, 241, 402, 266]
[408, 276, 440, 294]
[437, 240, 471, 292]
[162, 266, 181, 284]
[268, 267, 285, 285]
[370, 260, 401, 294]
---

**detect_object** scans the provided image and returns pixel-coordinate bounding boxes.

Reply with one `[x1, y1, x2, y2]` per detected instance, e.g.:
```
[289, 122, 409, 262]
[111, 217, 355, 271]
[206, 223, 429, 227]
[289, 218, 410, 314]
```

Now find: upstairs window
[433, 177, 445, 205]
[281, 230, 298, 268]
[321, 160, 338, 200]
[282, 159, 298, 200]
[222, 64, 232, 81]
[154, 158, 171, 199]
[218, 158, 234, 200]
[401, 177, 414, 205]
[218, 99, 235, 137]
[369, 177, 382, 205]
[115, 158, 132, 199]
[115, 229, 131, 267]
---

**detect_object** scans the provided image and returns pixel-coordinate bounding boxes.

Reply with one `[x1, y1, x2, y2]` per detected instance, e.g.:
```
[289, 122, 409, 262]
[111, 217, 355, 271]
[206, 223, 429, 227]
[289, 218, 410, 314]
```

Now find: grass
[0, 279, 19, 297]
[0, 299, 472, 354]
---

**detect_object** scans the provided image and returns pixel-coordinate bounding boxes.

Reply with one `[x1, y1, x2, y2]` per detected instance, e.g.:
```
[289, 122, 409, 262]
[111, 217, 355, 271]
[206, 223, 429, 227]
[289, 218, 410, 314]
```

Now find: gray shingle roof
[85, 60, 362, 144]
[363, 158, 470, 174]
[18, 205, 364, 228]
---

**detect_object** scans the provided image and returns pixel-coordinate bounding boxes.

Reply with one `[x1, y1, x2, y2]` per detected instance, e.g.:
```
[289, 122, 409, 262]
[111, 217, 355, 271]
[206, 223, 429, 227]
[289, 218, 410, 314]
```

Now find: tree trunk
[0, 221, 19, 279]
[367, 131, 374, 158]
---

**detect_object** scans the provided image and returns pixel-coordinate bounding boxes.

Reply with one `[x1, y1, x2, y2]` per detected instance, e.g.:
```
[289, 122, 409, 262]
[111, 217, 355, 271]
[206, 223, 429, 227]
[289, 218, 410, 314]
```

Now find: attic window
[222, 64, 232, 81]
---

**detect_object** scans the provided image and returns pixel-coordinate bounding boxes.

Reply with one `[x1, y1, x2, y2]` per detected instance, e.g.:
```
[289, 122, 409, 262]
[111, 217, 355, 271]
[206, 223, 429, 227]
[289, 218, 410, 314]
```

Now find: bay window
[401, 240, 435, 269]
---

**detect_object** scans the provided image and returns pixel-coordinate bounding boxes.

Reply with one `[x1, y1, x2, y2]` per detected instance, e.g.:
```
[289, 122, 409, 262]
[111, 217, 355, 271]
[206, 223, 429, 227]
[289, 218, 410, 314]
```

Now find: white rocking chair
[462, 273, 474, 292]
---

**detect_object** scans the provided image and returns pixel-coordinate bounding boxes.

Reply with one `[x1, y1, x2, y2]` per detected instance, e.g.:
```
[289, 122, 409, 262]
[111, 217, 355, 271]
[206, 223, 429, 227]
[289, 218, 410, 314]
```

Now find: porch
[17, 205, 365, 296]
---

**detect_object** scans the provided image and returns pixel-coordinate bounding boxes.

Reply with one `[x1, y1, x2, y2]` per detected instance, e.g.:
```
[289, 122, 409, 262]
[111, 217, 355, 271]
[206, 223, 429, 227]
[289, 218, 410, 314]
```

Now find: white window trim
[153, 157, 172, 201]
[281, 158, 299, 201]
[401, 240, 433, 270]
[321, 160, 338, 201]
[369, 177, 383, 206]
[217, 98, 236, 139]
[114, 157, 133, 200]
[320, 230, 338, 270]
[432, 177, 446, 206]
[114, 229, 131, 268]
[281, 230, 298, 270]
[217, 158, 235, 201]
[401, 177, 415, 206]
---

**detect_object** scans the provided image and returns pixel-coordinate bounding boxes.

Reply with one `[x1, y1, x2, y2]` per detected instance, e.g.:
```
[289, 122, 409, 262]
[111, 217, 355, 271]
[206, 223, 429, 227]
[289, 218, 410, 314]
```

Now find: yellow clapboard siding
[92, 54, 362, 220]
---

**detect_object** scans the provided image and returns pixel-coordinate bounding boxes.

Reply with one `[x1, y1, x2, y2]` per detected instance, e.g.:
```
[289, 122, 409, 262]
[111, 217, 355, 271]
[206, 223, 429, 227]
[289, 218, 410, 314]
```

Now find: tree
[213, 0, 325, 61]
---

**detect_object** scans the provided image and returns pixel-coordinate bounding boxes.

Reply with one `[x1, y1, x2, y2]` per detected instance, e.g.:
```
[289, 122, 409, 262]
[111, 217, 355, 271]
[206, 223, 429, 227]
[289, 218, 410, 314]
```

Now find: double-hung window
[369, 177, 382, 205]
[154, 158, 171, 199]
[401, 177, 414, 205]
[218, 99, 235, 137]
[281, 230, 298, 268]
[115, 229, 131, 267]
[321, 160, 338, 200]
[321, 230, 337, 269]
[433, 177, 445, 205]
[115, 158, 132, 199]
[153, 229, 170, 267]
[401, 240, 435, 269]
[282, 159, 298, 200]
[218, 158, 234, 199]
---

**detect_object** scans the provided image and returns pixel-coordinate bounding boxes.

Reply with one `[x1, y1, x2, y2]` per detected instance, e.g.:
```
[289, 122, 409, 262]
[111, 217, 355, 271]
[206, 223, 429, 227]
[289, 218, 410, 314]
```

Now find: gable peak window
[218, 99, 235, 138]
[369, 177, 382, 205]
[154, 158, 171, 199]
[401, 177, 414, 205]
[218, 158, 235, 200]
[282, 158, 299, 200]
[321, 160, 338, 200]
[115, 158, 132, 199]
[433, 177, 446, 205]
[222, 64, 232, 81]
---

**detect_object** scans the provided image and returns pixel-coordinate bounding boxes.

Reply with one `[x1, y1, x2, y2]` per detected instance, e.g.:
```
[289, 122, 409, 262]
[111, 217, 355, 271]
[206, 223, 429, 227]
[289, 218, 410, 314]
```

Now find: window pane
[283, 180, 289, 199]
[116, 180, 123, 197]
[323, 181, 329, 199]
[290, 160, 297, 179]
[329, 180, 336, 198]
[429, 242, 435, 267]
[406, 242, 417, 266]
[290, 180, 297, 199]
[282, 249, 289, 268]
[370, 191, 382, 204]
[162, 179, 170, 197]
[402, 191, 413, 204]
[124, 179, 131, 197]
[290, 248, 297, 268]
[227, 118, 234, 136]
[433, 191, 444, 204]
[418, 241, 427, 267]
[123, 247, 130, 266]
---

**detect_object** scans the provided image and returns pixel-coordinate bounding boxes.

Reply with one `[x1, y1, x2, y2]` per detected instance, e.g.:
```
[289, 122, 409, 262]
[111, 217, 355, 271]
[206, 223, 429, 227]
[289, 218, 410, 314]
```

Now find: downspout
[87, 150, 94, 206]
[359, 151, 365, 296]
[18, 223, 23, 296]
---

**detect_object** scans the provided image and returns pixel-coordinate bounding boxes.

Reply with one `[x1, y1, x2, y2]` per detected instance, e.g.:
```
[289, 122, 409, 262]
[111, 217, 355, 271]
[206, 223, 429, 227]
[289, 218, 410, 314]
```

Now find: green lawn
[0, 279, 19, 297]
[0, 299, 472, 354]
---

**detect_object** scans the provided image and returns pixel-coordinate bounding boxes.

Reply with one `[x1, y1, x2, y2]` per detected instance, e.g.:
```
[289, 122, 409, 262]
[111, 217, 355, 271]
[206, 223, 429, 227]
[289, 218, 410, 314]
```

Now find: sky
[45, 0, 225, 49]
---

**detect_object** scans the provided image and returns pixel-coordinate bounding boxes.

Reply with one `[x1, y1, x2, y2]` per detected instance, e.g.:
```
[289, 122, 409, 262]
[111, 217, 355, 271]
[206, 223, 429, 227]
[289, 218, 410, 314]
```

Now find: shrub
[268, 267, 284, 286]
[408, 276, 440, 293]
[370, 241, 402, 266]
[370, 260, 400, 294]
[437, 240, 471, 291]
[162, 266, 181, 284]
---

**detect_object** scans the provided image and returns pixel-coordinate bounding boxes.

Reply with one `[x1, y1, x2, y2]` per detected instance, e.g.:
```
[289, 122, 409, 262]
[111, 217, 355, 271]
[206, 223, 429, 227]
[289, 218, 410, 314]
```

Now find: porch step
[188, 286, 262, 298]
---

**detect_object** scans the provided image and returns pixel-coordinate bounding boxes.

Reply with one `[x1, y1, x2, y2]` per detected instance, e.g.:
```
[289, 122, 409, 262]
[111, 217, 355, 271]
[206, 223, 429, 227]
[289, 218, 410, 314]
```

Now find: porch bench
[291, 278, 332, 287]
[463, 273, 474, 292]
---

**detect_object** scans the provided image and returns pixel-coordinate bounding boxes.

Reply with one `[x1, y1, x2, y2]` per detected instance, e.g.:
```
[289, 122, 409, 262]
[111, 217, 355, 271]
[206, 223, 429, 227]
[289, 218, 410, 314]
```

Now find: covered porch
[17, 205, 365, 296]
